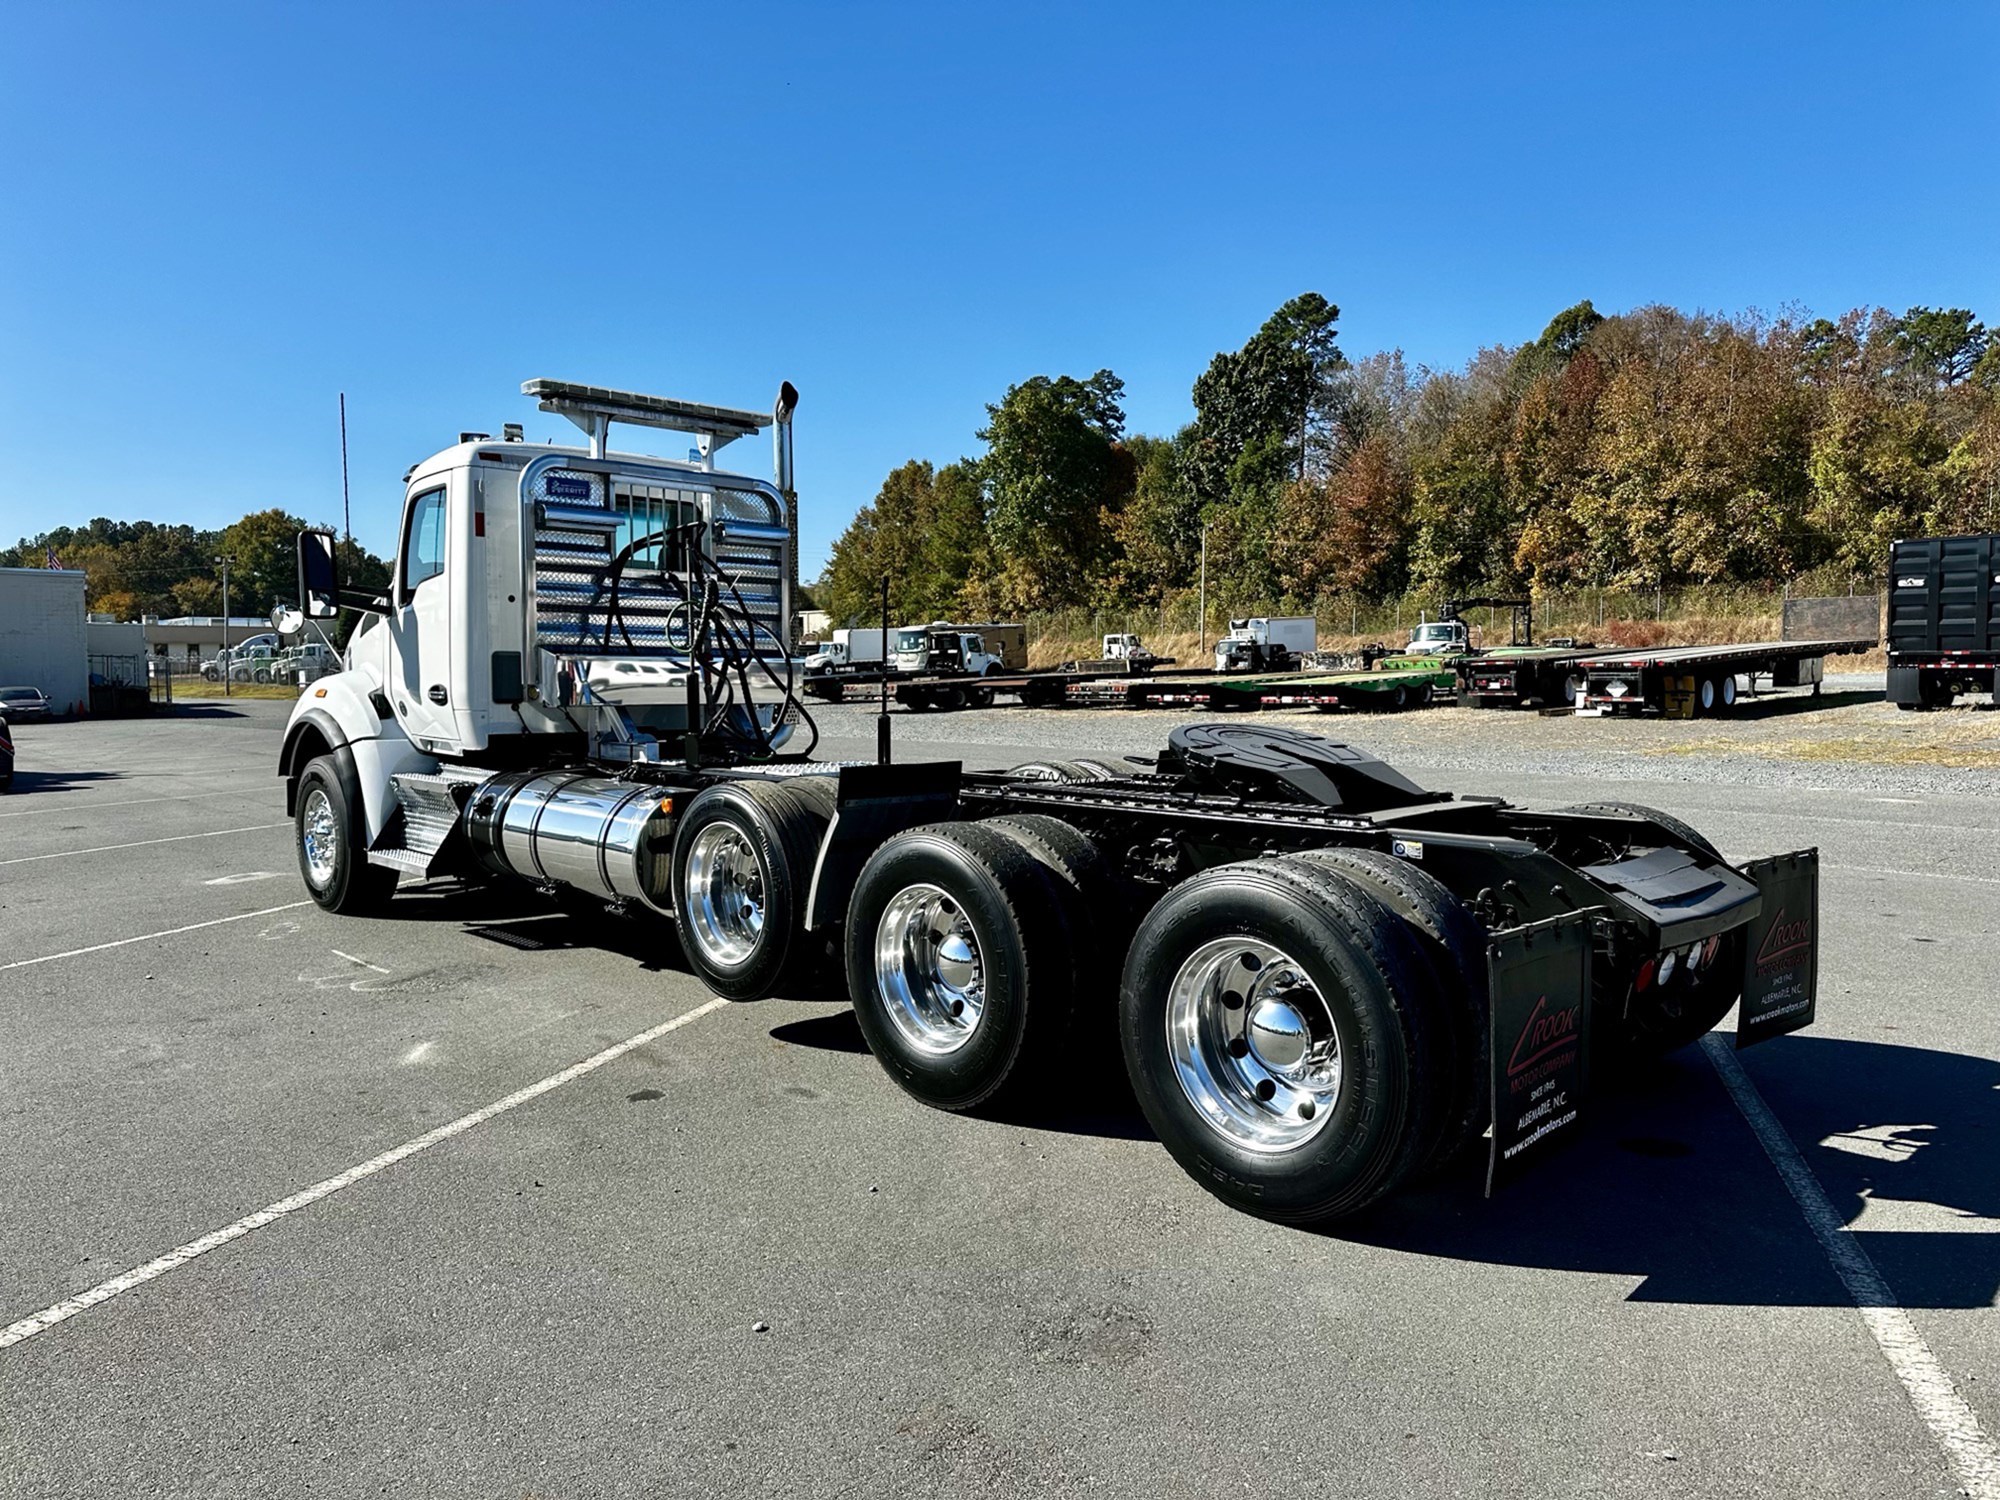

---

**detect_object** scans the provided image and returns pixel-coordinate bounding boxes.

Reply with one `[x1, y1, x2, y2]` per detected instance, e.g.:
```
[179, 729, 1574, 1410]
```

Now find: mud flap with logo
[1486, 910, 1597, 1195]
[1736, 848, 1819, 1049]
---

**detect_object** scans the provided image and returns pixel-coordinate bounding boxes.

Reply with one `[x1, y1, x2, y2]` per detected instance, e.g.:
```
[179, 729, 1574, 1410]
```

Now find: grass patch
[170, 683, 302, 701]
[1655, 727, 2000, 770]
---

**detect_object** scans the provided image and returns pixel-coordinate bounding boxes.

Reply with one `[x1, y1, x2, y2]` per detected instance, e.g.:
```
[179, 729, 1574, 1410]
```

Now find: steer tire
[847, 822, 1078, 1113]
[1120, 860, 1448, 1225]
[671, 778, 833, 1002]
[1277, 848, 1489, 1172]
[1557, 800, 1721, 861]
[295, 753, 397, 916]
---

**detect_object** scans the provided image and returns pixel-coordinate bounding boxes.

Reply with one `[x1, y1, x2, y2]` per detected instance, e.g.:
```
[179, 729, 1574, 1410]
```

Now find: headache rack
[517, 380, 795, 685]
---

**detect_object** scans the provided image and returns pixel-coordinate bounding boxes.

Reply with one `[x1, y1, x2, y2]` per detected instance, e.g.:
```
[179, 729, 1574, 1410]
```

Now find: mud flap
[802, 761, 960, 930]
[1736, 848, 1820, 1049]
[1486, 910, 1597, 1194]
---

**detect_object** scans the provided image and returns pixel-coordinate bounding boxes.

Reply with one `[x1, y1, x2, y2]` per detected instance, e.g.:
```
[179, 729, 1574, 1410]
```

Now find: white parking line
[0, 902, 314, 973]
[0, 789, 254, 819]
[1704, 1035, 2000, 1499]
[0, 824, 290, 866]
[0, 995, 730, 1350]
[1843, 864, 2000, 888]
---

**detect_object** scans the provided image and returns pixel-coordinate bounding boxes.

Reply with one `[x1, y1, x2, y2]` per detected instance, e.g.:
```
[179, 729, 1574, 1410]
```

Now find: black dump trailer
[1886, 533, 2000, 709]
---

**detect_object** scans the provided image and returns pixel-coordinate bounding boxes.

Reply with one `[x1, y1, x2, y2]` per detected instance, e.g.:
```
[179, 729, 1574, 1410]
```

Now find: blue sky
[3, 2, 1995, 578]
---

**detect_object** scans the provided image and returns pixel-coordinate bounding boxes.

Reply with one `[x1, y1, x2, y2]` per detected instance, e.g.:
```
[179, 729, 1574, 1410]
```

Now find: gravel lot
[1, 692, 1995, 1499]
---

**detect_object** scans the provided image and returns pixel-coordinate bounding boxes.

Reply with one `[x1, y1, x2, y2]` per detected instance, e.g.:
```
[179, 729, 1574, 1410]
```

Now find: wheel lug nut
[1254, 1079, 1276, 1102]
[1227, 1037, 1249, 1059]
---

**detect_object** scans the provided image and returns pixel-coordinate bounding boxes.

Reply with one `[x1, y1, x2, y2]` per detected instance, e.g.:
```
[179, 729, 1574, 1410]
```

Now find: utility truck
[1214, 616, 1316, 672]
[892, 622, 1027, 676]
[803, 627, 888, 677]
[277, 377, 1823, 1226]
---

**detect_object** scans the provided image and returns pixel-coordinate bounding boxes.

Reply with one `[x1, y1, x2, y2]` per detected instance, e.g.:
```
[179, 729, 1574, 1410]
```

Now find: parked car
[200, 646, 276, 682]
[0, 710, 12, 791]
[255, 645, 337, 684]
[0, 685, 51, 721]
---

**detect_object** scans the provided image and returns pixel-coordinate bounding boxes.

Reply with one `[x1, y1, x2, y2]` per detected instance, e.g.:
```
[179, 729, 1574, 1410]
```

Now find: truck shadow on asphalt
[2, 768, 123, 793]
[1341, 1034, 2000, 1309]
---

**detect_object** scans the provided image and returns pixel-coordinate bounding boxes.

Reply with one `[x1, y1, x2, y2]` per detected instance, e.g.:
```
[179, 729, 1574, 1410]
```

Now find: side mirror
[297, 529, 340, 619]
[271, 604, 305, 635]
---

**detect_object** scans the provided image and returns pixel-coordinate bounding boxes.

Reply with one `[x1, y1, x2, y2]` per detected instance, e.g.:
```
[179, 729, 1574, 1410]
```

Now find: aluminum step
[385, 771, 477, 866]
[365, 848, 436, 874]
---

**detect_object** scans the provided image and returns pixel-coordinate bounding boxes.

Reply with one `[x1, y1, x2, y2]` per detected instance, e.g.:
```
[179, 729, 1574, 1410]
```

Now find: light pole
[215, 554, 233, 697]
[1197, 523, 1209, 658]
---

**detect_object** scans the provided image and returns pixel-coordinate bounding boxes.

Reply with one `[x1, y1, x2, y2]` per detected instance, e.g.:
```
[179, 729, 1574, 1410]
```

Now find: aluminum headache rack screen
[529, 467, 788, 655]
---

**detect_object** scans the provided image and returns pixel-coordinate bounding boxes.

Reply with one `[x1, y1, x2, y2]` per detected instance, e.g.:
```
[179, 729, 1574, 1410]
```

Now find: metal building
[0, 567, 88, 715]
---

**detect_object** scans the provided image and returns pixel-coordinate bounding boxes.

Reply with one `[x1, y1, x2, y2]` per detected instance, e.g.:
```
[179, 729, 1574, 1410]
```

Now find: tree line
[819, 295, 2000, 626]
[1, 511, 388, 622]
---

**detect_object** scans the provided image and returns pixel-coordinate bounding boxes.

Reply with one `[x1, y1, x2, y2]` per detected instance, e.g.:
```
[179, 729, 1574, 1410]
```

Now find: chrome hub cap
[684, 823, 765, 967]
[875, 883, 984, 1054]
[300, 787, 338, 888]
[1246, 995, 1311, 1070]
[1166, 938, 1341, 1152]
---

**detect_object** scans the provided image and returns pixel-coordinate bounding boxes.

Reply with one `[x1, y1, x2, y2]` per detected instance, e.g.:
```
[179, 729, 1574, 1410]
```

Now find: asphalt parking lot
[2, 695, 1996, 1499]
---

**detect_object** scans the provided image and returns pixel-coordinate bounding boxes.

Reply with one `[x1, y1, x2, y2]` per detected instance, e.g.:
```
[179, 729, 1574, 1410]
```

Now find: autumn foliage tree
[818, 293, 2000, 623]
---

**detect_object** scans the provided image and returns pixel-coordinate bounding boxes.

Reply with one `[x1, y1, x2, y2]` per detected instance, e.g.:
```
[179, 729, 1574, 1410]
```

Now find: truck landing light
[1657, 948, 1678, 984]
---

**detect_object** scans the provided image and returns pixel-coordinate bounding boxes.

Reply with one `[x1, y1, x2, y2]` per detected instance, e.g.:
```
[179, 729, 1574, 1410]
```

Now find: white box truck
[1214, 617, 1316, 672]
[804, 627, 888, 677]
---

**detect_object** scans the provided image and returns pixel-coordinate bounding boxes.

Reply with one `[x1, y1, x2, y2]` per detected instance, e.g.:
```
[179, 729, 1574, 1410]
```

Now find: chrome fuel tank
[465, 770, 676, 912]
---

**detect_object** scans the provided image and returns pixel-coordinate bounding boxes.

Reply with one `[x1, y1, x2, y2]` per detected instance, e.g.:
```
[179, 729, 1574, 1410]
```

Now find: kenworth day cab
[279, 378, 1823, 1224]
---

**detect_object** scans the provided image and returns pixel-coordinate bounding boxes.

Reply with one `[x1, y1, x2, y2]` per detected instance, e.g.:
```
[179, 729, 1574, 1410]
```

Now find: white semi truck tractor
[278, 377, 1821, 1227]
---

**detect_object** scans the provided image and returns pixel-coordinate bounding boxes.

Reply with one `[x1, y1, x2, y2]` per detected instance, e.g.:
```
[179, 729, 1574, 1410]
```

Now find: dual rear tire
[671, 776, 839, 1000]
[843, 820, 1484, 1224]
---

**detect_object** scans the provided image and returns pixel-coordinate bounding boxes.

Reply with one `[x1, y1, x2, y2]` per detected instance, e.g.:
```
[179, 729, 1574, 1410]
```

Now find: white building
[0, 567, 88, 714]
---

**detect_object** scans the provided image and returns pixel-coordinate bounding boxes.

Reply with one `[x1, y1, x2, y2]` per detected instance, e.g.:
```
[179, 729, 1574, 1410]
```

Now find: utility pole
[217, 556, 234, 704]
[339, 392, 352, 546]
[1197, 524, 1208, 657]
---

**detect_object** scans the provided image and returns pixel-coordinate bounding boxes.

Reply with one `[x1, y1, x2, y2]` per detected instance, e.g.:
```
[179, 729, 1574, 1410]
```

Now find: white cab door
[389, 484, 457, 750]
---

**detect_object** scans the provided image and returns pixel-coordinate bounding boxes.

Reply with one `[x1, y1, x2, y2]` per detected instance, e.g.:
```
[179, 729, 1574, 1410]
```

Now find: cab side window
[401, 488, 447, 600]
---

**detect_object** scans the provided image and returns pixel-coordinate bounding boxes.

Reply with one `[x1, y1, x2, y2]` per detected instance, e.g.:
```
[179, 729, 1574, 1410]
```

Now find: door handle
[427, 685, 448, 705]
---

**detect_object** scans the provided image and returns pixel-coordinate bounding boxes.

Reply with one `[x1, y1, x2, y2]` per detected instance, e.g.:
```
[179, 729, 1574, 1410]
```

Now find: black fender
[279, 708, 350, 816]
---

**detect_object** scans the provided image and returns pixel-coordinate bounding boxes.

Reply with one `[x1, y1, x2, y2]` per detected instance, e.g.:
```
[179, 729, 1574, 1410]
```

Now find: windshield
[896, 630, 927, 652]
[1413, 624, 1455, 642]
[0, 688, 38, 701]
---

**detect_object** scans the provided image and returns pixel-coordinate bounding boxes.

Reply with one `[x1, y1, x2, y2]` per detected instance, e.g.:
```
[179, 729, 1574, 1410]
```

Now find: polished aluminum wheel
[874, 883, 985, 1054]
[682, 823, 766, 968]
[1165, 937, 1341, 1153]
[300, 786, 339, 889]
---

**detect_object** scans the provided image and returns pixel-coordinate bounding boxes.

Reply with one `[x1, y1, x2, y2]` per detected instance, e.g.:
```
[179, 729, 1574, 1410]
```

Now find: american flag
[45, 547, 61, 569]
